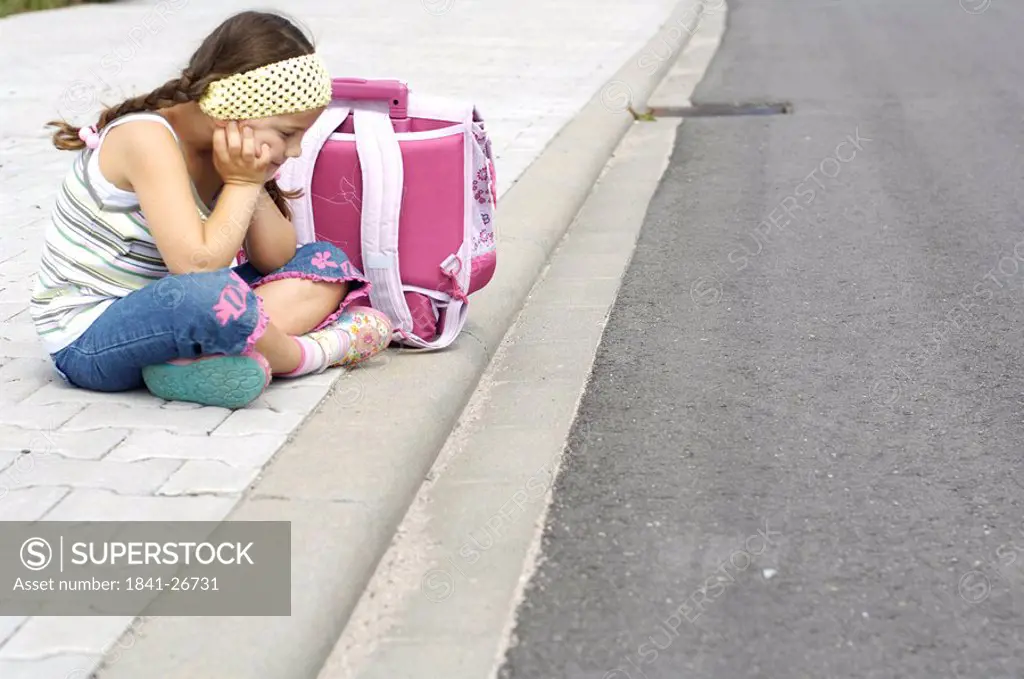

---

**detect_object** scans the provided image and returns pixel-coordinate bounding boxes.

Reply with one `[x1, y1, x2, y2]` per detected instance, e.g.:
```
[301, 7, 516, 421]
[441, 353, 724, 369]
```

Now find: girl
[32, 10, 392, 410]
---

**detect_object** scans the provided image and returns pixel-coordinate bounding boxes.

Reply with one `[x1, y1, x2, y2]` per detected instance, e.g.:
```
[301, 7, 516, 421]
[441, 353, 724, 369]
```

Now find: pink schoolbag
[277, 78, 497, 350]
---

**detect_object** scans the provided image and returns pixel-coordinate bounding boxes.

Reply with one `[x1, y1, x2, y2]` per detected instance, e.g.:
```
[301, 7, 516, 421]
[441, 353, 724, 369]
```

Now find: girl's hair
[46, 10, 315, 219]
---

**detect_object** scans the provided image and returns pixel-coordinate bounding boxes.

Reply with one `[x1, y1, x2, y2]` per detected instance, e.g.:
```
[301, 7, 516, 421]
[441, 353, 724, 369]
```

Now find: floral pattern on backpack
[468, 111, 497, 293]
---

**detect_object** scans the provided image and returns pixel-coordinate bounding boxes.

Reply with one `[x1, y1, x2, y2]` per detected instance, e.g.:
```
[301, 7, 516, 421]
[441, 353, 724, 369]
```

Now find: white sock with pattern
[276, 331, 350, 377]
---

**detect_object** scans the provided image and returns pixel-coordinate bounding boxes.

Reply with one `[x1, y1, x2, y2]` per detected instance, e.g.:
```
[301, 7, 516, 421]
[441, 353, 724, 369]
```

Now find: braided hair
[46, 11, 313, 218]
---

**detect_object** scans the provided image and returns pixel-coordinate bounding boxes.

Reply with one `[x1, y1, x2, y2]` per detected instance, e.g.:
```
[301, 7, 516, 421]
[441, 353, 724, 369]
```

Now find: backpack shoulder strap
[353, 103, 414, 335]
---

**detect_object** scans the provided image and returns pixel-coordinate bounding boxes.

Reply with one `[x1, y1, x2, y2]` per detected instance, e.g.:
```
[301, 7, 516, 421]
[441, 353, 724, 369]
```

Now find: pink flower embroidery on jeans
[213, 279, 249, 326]
[311, 251, 340, 270]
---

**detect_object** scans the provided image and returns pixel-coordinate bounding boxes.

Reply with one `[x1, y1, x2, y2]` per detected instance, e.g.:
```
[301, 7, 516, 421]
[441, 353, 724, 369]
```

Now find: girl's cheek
[254, 132, 277, 153]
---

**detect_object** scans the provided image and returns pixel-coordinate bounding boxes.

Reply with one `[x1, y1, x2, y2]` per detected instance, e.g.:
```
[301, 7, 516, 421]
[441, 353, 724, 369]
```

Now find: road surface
[500, 0, 1024, 677]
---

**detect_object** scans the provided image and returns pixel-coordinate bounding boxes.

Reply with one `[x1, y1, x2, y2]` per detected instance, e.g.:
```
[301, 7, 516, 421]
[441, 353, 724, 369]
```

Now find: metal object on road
[644, 101, 793, 118]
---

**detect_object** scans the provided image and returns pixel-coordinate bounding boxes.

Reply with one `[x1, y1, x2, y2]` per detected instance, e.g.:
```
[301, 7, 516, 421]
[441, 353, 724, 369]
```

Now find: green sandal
[142, 352, 271, 409]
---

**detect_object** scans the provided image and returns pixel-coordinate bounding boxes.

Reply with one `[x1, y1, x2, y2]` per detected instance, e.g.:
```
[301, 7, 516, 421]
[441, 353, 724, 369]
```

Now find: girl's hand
[213, 121, 272, 186]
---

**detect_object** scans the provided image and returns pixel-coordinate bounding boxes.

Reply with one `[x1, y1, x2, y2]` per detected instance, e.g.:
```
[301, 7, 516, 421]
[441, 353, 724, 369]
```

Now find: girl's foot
[330, 306, 393, 367]
[277, 306, 392, 377]
[142, 352, 272, 409]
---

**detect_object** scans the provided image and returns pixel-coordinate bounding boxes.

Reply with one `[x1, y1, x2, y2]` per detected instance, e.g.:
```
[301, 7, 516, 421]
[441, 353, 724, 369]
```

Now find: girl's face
[244, 107, 324, 177]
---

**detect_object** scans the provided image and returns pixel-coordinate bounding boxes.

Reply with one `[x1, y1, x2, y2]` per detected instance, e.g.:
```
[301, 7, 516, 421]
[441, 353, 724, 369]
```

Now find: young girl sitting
[31, 10, 392, 410]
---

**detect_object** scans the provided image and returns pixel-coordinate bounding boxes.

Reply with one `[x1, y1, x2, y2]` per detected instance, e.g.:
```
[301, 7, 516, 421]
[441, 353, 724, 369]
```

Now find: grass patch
[0, 0, 117, 19]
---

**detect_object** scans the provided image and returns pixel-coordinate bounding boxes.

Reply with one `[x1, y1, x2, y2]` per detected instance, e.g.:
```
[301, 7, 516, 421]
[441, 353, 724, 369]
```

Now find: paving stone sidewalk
[0, 0, 684, 675]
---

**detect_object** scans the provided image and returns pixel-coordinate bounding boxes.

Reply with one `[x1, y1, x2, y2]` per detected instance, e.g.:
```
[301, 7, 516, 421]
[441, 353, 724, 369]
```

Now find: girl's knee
[173, 269, 244, 303]
[172, 270, 263, 333]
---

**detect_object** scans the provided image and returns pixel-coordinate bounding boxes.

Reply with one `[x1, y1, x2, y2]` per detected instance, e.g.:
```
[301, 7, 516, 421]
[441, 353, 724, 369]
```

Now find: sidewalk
[0, 0, 684, 676]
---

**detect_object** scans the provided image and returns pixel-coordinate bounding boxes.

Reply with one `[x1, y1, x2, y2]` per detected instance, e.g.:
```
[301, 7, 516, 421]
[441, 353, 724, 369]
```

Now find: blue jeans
[52, 242, 369, 392]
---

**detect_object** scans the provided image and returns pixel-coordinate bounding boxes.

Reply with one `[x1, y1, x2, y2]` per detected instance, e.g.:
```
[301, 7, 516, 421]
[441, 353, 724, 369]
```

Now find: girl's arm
[106, 120, 268, 274]
[242, 188, 298, 274]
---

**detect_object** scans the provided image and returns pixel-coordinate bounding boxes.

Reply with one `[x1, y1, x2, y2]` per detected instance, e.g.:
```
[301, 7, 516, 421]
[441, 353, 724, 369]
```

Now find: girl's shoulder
[101, 112, 179, 146]
[88, 113, 187, 203]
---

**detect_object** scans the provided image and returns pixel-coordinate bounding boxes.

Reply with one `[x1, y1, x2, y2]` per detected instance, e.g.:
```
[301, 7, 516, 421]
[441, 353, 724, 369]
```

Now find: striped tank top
[30, 113, 211, 355]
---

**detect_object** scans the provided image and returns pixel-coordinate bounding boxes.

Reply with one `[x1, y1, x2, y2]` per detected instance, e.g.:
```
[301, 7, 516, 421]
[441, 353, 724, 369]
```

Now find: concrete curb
[90, 2, 715, 678]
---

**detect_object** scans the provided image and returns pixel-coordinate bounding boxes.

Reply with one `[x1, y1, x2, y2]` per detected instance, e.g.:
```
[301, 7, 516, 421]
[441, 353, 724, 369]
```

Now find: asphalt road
[499, 1, 1024, 677]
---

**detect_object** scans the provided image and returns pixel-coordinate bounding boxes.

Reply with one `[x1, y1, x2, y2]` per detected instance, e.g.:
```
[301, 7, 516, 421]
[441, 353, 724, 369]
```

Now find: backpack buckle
[440, 254, 462, 276]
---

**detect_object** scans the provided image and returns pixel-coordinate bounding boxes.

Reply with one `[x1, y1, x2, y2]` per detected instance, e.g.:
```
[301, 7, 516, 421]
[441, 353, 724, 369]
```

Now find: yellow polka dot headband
[199, 53, 332, 120]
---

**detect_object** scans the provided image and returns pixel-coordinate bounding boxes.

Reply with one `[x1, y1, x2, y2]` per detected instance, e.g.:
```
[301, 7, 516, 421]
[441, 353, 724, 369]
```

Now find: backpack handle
[331, 78, 409, 119]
